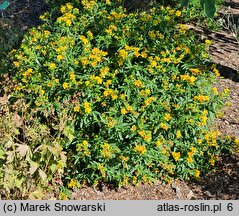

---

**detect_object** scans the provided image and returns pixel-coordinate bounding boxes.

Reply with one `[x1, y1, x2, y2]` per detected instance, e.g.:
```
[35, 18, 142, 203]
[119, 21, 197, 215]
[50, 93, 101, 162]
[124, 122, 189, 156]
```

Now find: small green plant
[0, 1, 10, 18]
[181, 0, 216, 18]
[0, 84, 67, 199]
[220, 13, 239, 43]
[180, 0, 224, 31]
[9, 0, 231, 189]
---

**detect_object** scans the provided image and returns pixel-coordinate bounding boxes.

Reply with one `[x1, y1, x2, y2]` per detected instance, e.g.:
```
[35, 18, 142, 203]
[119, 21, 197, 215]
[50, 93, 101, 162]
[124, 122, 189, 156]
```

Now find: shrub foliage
[9, 0, 231, 188]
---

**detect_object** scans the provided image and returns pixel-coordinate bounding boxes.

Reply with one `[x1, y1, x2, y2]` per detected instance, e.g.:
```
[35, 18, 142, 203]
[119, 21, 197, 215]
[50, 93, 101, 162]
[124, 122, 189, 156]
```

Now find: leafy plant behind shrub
[0, 86, 67, 199]
[9, 0, 231, 188]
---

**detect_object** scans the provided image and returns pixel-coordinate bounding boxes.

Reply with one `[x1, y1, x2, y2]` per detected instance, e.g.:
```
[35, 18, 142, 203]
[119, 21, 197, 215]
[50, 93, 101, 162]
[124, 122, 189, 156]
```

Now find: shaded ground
[1, 0, 239, 200]
[3, 0, 47, 29]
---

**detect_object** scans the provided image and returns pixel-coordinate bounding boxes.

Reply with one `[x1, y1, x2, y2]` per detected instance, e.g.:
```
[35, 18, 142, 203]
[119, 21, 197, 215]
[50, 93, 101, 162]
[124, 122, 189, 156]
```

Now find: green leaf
[50, 164, 57, 173]
[29, 190, 44, 200]
[200, 0, 216, 18]
[16, 144, 30, 158]
[29, 161, 39, 174]
[38, 169, 47, 181]
[60, 186, 72, 199]
[180, 0, 190, 6]
[15, 178, 24, 188]
[63, 125, 75, 142]
[0, 1, 10, 10]
[0, 148, 5, 159]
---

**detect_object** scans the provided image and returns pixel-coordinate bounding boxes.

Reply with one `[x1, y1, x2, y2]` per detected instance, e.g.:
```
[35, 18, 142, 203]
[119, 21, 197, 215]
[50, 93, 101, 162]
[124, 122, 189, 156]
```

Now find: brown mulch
[1, 0, 239, 200]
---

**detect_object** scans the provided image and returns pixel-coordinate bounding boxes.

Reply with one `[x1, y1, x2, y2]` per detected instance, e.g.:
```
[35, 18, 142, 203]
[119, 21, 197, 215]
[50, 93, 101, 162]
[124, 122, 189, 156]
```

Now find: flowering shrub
[10, 0, 231, 188]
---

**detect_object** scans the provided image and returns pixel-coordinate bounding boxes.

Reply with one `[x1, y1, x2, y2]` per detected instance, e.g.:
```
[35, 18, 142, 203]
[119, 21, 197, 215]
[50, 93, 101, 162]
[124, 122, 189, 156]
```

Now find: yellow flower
[156, 137, 164, 147]
[201, 115, 207, 125]
[121, 108, 127, 115]
[189, 68, 200, 74]
[194, 169, 200, 178]
[81, 57, 89, 66]
[39, 14, 46, 20]
[74, 105, 80, 112]
[76, 140, 91, 157]
[109, 24, 117, 31]
[82, 140, 88, 146]
[87, 31, 93, 39]
[144, 97, 156, 107]
[85, 80, 90, 86]
[187, 157, 193, 163]
[40, 90, 45, 95]
[62, 82, 69, 89]
[213, 68, 220, 77]
[79, 35, 89, 45]
[176, 10, 181, 17]
[65, 19, 72, 26]
[13, 61, 20, 67]
[202, 110, 208, 115]
[103, 89, 113, 97]
[69, 72, 76, 80]
[190, 147, 197, 154]
[100, 67, 109, 78]
[138, 130, 145, 137]
[160, 123, 168, 131]
[205, 39, 213, 45]
[68, 179, 76, 188]
[85, 107, 92, 114]
[83, 102, 92, 114]
[134, 80, 143, 87]
[194, 95, 210, 103]
[222, 87, 230, 95]
[164, 113, 172, 121]
[95, 76, 103, 84]
[48, 62, 57, 70]
[140, 51, 147, 58]
[119, 49, 128, 59]
[131, 125, 137, 132]
[82, 0, 95, 10]
[111, 93, 118, 100]
[180, 74, 196, 85]
[66, 3, 73, 10]
[106, 117, 117, 128]
[172, 152, 180, 161]
[101, 143, 112, 158]
[134, 145, 147, 155]
[143, 133, 151, 142]
[178, 24, 188, 32]
[148, 31, 156, 39]
[209, 157, 215, 166]
[212, 87, 218, 95]
[23, 68, 33, 77]
[176, 130, 181, 139]
[235, 139, 239, 145]
[105, 28, 113, 35]
[57, 54, 64, 61]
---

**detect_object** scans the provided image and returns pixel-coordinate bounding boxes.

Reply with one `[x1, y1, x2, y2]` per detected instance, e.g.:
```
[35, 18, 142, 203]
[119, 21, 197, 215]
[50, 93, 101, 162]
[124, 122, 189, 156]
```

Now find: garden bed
[0, 0, 238, 200]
